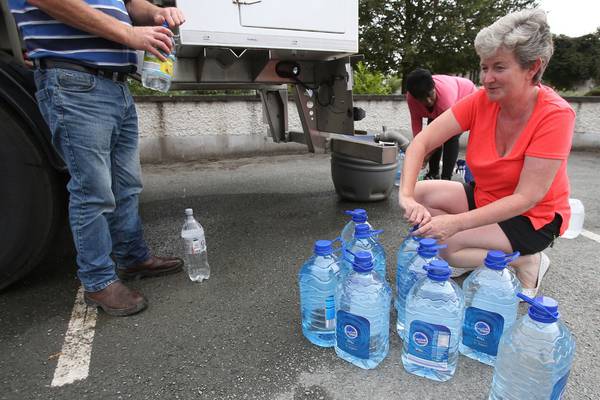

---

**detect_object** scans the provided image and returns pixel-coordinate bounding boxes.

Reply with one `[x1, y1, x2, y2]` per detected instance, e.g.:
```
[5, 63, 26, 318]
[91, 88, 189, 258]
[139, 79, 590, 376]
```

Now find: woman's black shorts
[462, 182, 562, 255]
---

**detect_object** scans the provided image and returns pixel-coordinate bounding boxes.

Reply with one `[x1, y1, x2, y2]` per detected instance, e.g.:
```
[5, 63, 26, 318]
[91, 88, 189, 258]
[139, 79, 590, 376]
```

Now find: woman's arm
[414, 156, 563, 240]
[399, 109, 463, 224]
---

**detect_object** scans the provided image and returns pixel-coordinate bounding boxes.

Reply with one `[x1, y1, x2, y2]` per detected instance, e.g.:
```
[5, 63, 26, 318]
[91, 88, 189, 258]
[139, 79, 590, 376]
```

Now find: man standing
[405, 68, 477, 180]
[9, 0, 186, 316]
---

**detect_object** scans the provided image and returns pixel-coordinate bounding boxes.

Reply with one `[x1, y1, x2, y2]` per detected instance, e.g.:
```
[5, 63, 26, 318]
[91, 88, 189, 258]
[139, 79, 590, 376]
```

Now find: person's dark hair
[406, 68, 434, 99]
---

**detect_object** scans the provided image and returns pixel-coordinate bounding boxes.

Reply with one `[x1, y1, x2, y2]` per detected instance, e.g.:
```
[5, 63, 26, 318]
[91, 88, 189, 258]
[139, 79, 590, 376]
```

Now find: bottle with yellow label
[141, 21, 176, 93]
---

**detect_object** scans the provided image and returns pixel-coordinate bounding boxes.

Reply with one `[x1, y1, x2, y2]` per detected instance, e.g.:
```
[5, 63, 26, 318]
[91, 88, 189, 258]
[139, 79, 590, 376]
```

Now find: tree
[359, 0, 538, 91]
[544, 31, 600, 91]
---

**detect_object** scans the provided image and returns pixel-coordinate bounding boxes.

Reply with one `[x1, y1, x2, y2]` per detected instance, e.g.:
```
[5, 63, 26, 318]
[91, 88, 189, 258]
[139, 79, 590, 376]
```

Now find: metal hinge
[232, 0, 262, 5]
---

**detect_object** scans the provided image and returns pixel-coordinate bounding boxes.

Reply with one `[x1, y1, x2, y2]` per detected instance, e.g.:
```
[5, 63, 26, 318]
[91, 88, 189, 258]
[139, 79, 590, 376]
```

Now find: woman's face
[479, 47, 538, 103]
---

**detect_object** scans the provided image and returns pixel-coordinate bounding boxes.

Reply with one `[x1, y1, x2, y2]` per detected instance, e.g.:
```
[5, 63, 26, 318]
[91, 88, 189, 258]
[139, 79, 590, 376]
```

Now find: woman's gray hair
[474, 8, 553, 84]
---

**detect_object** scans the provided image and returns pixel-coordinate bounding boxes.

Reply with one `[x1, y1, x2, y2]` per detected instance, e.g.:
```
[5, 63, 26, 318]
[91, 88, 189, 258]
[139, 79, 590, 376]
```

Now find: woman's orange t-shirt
[451, 85, 575, 235]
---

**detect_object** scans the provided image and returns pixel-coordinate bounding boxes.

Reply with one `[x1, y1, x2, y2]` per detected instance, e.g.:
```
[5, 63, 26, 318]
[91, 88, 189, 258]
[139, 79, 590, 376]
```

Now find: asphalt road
[1, 151, 598, 400]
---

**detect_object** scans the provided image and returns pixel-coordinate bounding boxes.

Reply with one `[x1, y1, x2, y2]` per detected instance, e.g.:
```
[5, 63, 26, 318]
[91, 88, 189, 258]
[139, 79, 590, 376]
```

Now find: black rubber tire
[0, 99, 67, 290]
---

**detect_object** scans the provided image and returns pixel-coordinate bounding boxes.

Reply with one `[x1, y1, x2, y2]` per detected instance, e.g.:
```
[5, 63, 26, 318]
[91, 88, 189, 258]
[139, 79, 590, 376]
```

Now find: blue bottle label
[336, 310, 370, 359]
[462, 306, 505, 356]
[550, 371, 570, 400]
[406, 320, 450, 370]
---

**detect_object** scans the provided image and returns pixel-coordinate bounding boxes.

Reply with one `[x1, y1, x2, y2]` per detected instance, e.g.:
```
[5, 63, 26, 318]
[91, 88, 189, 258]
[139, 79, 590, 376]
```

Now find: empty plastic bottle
[342, 224, 386, 279]
[340, 209, 372, 247]
[489, 294, 576, 400]
[394, 150, 405, 187]
[562, 198, 585, 239]
[142, 21, 176, 92]
[335, 251, 392, 369]
[460, 250, 521, 366]
[396, 238, 446, 337]
[181, 208, 210, 282]
[298, 240, 342, 347]
[401, 260, 464, 382]
[394, 226, 421, 310]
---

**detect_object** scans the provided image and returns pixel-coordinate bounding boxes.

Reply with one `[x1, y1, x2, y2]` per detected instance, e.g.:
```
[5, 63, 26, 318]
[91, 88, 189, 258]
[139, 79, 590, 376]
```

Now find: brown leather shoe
[117, 255, 184, 281]
[84, 281, 147, 317]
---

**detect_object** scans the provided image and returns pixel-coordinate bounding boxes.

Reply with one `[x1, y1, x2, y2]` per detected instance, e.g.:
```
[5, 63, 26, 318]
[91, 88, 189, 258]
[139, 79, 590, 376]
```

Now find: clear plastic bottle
[396, 238, 446, 337]
[340, 209, 372, 247]
[401, 260, 464, 382]
[335, 251, 391, 369]
[460, 250, 521, 366]
[142, 21, 176, 93]
[394, 150, 405, 187]
[489, 294, 576, 400]
[342, 223, 386, 280]
[180, 208, 210, 282]
[298, 240, 342, 347]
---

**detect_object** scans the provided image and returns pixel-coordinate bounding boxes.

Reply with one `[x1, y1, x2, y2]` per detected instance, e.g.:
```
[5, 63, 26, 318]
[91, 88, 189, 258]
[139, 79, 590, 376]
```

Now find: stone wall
[135, 94, 600, 163]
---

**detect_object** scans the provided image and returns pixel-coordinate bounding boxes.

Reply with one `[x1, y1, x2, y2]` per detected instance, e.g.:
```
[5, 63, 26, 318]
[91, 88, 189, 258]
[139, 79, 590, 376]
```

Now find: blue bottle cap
[314, 240, 333, 256]
[424, 259, 451, 281]
[354, 223, 371, 238]
[417, 238, 445, 257]
[517, 293, 560, 323]
[162, 21, 170, 28]
[352, 251, 374, 272]
[345, 208, 368, 223]
[484, 250, 520, 270]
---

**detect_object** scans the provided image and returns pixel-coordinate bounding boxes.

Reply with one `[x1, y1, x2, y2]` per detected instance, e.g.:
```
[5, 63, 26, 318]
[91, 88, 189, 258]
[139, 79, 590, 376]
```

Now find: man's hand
[153, 7, 186, 28]
[413, 214, 461, 241]
[124, 25, 173, 61]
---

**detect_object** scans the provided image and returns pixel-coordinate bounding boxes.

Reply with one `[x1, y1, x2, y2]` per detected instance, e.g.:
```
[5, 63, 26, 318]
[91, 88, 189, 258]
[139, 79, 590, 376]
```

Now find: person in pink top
[406, 70, 477, 180]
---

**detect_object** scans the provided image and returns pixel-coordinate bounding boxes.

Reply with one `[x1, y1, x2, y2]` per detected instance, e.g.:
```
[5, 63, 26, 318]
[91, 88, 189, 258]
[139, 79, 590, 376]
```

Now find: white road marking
[582, 229, 600, 244]
[51, 286, 97, 387]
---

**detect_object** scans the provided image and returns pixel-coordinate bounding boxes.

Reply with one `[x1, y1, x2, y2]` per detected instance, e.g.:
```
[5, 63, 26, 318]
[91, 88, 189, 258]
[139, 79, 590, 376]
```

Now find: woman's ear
[529, 58, 543, 81]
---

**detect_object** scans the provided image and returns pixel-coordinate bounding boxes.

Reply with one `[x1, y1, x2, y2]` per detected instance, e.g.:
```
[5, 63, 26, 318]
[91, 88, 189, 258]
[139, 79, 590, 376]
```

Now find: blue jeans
[34, 68, 150, 292]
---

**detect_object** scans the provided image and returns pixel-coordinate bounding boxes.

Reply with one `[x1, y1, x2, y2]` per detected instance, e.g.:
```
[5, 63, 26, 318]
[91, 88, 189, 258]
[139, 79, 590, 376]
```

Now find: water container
[401, 260, 465, 382]
[298, 240, 342, 347]
[489, 294, 576, 400]
[342, 224, 386, 279]
[394, 226, 421, 309]
[141, 21, 176, 92]
[396, 238, 446, 337]
[460, 250, 521, 366]
[394, 150, 405, 187]
[335, 251, 392, 369]
[340, 209, 372, 247]
[562, 198, 585, 239]
[181, 208, 210, 282]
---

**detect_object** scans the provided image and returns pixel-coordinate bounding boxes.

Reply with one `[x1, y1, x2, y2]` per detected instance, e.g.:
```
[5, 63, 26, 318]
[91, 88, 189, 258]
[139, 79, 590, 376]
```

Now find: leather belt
[35, 58, 129, 82]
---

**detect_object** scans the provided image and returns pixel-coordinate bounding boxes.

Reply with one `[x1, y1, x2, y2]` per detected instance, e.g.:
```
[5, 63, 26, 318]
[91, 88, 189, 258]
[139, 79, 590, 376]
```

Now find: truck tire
[0, 98, 67, 290]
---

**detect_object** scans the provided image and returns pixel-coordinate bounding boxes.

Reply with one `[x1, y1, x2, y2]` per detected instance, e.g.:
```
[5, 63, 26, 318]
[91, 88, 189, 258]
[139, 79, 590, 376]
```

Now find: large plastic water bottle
[335, 251, 392, 369]
[394, 226, 420, 310]
[340, 209, 372, 247]
[460, 250, 521, 366]
[142, 21, 176, 92]
[401, 260, 464, 382]
[181, 208, 210, 282]
[396, 238, 446, 337]
[342, 223, 386, 279]
[489, 294, 576, 400]
[394, 150, 405, 187]
[562, 198, 585, 239]
[298, 239, 342, 347]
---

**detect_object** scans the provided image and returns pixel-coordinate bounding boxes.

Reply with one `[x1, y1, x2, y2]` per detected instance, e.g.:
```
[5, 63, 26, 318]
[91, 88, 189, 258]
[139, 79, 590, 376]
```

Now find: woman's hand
[399, 196, 431, 227]
[414, 214, 462, 241]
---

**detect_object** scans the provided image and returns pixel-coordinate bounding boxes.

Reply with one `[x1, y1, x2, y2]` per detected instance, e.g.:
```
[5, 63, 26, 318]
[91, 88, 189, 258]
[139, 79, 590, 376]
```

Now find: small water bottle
[396, 238, 446, 337]
[562, 198, 585, 239]
[401, 260, 464, 382]
[489, 294, 576, 400]
[340, 209, 372, 247]
[181, 208, 210, 282]
[298, 240, 342, 347]
[460, 250, 521, 366]
[335, 251, 392, 369]
[142, 21, 176, 92]
[394, 150, 405, 187]
[342, 224, 386, 280]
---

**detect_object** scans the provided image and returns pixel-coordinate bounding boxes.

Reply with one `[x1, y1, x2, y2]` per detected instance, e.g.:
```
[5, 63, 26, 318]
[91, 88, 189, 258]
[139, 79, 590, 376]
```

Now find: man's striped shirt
[9, 0, 137, 70]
